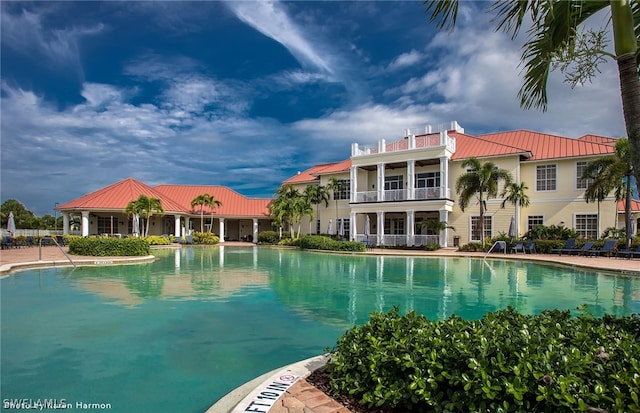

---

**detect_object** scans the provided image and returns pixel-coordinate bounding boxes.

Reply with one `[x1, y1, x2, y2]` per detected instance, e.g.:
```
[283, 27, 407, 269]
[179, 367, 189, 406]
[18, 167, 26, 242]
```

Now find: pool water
[1, 247, 638, 412]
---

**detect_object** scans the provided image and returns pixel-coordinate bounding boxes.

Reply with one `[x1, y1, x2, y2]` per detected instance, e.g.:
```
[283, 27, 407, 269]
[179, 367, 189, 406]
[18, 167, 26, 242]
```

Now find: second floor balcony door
[385, 175, 404, 201]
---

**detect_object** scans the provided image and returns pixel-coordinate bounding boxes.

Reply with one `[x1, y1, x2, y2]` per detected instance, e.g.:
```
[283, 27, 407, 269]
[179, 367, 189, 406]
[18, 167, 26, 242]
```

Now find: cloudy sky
[1, 1, 624, 216]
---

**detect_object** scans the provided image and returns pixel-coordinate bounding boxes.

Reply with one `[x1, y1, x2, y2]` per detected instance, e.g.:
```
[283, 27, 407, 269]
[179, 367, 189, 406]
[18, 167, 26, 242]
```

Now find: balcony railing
[352, 132, 456, 157]
[354, 188, 449, 202]
[354, 234, 440, 247]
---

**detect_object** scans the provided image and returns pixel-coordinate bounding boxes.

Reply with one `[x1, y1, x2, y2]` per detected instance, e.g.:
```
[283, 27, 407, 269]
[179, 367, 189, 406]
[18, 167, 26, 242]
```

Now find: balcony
[354, 188, 450, 203]
[352, 125, 458, 158]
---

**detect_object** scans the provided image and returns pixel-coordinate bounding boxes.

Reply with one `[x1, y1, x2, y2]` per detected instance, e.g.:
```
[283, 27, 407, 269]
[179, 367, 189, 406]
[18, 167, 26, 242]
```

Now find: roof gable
[56, 177, 184, 212]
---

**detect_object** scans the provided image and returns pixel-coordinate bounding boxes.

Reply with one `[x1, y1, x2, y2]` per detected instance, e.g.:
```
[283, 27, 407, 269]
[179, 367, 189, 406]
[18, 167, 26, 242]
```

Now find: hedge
[68, 237, 150, 256]
[298, 235, 365, 252]
[327, 307, 640, 413]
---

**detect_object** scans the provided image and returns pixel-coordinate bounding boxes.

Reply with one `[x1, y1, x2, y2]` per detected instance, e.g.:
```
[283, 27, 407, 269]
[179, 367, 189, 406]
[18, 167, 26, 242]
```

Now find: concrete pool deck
[1, 243, 638, 412]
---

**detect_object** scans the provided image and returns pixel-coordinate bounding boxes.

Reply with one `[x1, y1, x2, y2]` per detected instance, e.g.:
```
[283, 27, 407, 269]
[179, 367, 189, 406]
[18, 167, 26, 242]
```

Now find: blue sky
[1, 1, 625, 216]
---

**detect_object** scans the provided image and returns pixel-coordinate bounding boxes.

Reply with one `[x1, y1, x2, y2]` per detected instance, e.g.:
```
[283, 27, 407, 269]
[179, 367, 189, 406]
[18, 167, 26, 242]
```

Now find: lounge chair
[568, 241, 595, 256]
[511, 242, 525, 254]
[1, 236, 14, 249]
[186, 235, 193, 244]
[551, 238, 576, 255]
[524, 241, 536, 254]
[617, 246, 640, 259]
[587, 239, 616, 257]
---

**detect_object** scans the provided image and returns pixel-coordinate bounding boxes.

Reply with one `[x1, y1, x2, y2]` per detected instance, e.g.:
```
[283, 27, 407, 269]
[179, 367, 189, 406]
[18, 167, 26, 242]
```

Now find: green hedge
[327, 307, 640, 412]
[298, 235, 365, 252]
[258, 231, 281, 244]
[68, 237, 150, 256]
[145, 235, 172, 245]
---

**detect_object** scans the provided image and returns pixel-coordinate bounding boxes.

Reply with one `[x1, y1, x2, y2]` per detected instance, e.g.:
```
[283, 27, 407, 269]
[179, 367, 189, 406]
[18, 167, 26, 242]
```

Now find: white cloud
[387, 50, 423, 72]
[225, 0, 335, 76]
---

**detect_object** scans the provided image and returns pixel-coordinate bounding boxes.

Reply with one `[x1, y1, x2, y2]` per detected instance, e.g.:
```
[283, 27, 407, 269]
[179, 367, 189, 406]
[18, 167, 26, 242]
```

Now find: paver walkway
[270, 380, 349, 413]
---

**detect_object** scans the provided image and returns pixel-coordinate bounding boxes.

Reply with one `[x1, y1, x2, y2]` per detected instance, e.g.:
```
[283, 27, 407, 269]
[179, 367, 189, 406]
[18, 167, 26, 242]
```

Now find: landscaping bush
[145, 235, 171, 245]
[191, 231, 220, 245]
[258, 230, 281, 244]
[326, 307, 640, 413]
[298, 235, 365, 252]
[69, 237, 150, 256]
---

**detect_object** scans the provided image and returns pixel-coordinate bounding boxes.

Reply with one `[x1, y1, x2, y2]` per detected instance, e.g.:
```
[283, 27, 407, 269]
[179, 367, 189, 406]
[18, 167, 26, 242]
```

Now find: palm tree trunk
[200, 206, 204, 232]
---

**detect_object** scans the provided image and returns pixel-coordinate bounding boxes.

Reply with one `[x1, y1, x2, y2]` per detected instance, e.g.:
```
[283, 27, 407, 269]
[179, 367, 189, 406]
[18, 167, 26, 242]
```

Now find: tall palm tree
[304, 184, 330, 234]
[500, 182, 530, 237]
[207, 196, 222, 233]
[424, 0, 640, 185]
[191, 193, 213, 232]
[326, 177, 346, 235]
[582, 138, 634, 243]
[456, 158, 513, 246]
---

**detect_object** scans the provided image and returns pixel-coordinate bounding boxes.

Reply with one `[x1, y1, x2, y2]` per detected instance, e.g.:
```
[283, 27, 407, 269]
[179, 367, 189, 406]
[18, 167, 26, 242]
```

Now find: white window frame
[574, 214, 598, 239]
[536, 164, 557, 191]
[332, 179, 351, 200]
[576, 161, 593, 190]
[470, 215, 492, 242]
[527, 215, 544, 232]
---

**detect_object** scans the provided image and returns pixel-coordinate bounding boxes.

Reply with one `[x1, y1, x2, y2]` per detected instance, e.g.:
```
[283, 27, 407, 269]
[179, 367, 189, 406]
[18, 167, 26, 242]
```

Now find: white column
[174, 215, 181, 237]
[407, 160, 415, 200]
[377, 163, 385, 201]
[439, 210, 449, 247]
[408, 133, 415, 150]
[350, 165, 358, 202]
[81, 211, 90, 237]
[440, 156, 449, 198]
[406, 210, 415, 246]
[219, 218, 225, 242]
[252, 218, 258, 243]
[184, 217, 191, 235]
[377, 211, 385, 246]
[62, 213, 70, 235]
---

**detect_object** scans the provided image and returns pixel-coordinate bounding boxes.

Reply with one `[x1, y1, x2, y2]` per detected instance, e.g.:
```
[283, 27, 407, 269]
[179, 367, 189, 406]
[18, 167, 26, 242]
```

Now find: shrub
[258, 231, 281, 244]
[298, 235, 365, 252]
[524, 224, 578, 240]
[327, 307, 640, 413]
[191, 232, 220, 244]
[69, 237, 150, 256]
[145, 235, 171, 245]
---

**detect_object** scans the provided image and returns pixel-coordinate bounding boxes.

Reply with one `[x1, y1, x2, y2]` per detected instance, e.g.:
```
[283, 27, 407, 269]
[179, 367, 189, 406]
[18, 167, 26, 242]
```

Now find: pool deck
[1, 243, 638, 413]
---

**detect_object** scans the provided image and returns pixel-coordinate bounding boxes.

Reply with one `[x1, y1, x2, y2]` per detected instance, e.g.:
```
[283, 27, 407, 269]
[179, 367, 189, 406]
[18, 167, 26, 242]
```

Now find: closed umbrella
[132, 214, 140, 237]
[508, 216, 516, 238]
[327, 219, 333, 235]
[7, 212, 16, 235]
[338, 219, 344, 237]
[364, 215, 371, 237]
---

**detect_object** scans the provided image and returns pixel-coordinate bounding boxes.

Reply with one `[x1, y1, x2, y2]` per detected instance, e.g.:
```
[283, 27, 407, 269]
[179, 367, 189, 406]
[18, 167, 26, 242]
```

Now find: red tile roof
[449, 131, 531, 160]
[578, 135, 617, 146]
[283, 160, 352, 184]
[617, 199, 640, 213]
[56, 177, 184, 212]
[154, 185, 271, 217]
[57, 178, 271, 217]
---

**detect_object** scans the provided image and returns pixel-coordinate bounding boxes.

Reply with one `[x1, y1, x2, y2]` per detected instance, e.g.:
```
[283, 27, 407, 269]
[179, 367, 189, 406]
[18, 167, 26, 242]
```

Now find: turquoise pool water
[1, 247, 638, 412]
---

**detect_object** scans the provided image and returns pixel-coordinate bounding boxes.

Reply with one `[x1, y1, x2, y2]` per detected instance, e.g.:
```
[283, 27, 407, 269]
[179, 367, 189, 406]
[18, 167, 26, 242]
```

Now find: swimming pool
[1, 246, 638, 412]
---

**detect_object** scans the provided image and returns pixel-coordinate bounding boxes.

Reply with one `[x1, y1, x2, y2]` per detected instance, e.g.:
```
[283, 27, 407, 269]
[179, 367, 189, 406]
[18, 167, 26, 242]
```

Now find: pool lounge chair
[511, 242, 525, 254]
[617, 246, 640, 259]
[524, 241, 536, 254]
[551, 238, 576, 255]
[587, 239, 616, 257]
[568, 241, 595, 256]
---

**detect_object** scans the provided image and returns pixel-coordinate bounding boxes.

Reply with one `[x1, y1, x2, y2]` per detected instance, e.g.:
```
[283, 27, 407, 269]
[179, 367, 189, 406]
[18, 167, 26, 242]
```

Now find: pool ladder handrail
[483, 240, 507, 261]
[39, 236, 77, 268]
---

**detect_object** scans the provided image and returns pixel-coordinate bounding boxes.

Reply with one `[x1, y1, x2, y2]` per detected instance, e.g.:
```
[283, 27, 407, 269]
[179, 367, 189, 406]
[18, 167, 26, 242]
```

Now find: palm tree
[500, 182, 530, 237]
[125, 195, 164, 237]
[191, 193, 213, 232]
[582, 138, 633, 244]
[207, 196, 222, 233]
[326, 178, 346, 235]
[270, 185, 304, 238]
[456, 158, 513, 246]
[424, 0, 640, 186]
[304, 184, 330, 234]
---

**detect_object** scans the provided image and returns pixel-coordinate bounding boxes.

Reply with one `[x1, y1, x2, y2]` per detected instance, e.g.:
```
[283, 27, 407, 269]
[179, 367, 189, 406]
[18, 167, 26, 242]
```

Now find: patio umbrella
[132, 214, 140, 237]
[508, 216, 516, 238]
[327, 219, 333, 235]
[338, 219, 344, 237]
[364, 215, 371, 237]
[7, 212, 16, 235]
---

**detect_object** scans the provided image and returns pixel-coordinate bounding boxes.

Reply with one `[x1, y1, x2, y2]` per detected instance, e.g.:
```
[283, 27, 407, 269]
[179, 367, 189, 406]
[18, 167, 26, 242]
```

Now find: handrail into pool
[40, 236, 76, 268]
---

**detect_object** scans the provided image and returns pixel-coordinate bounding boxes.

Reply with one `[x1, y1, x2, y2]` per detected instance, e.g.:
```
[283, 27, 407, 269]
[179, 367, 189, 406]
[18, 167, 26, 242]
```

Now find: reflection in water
[62, 247, 639, 323]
